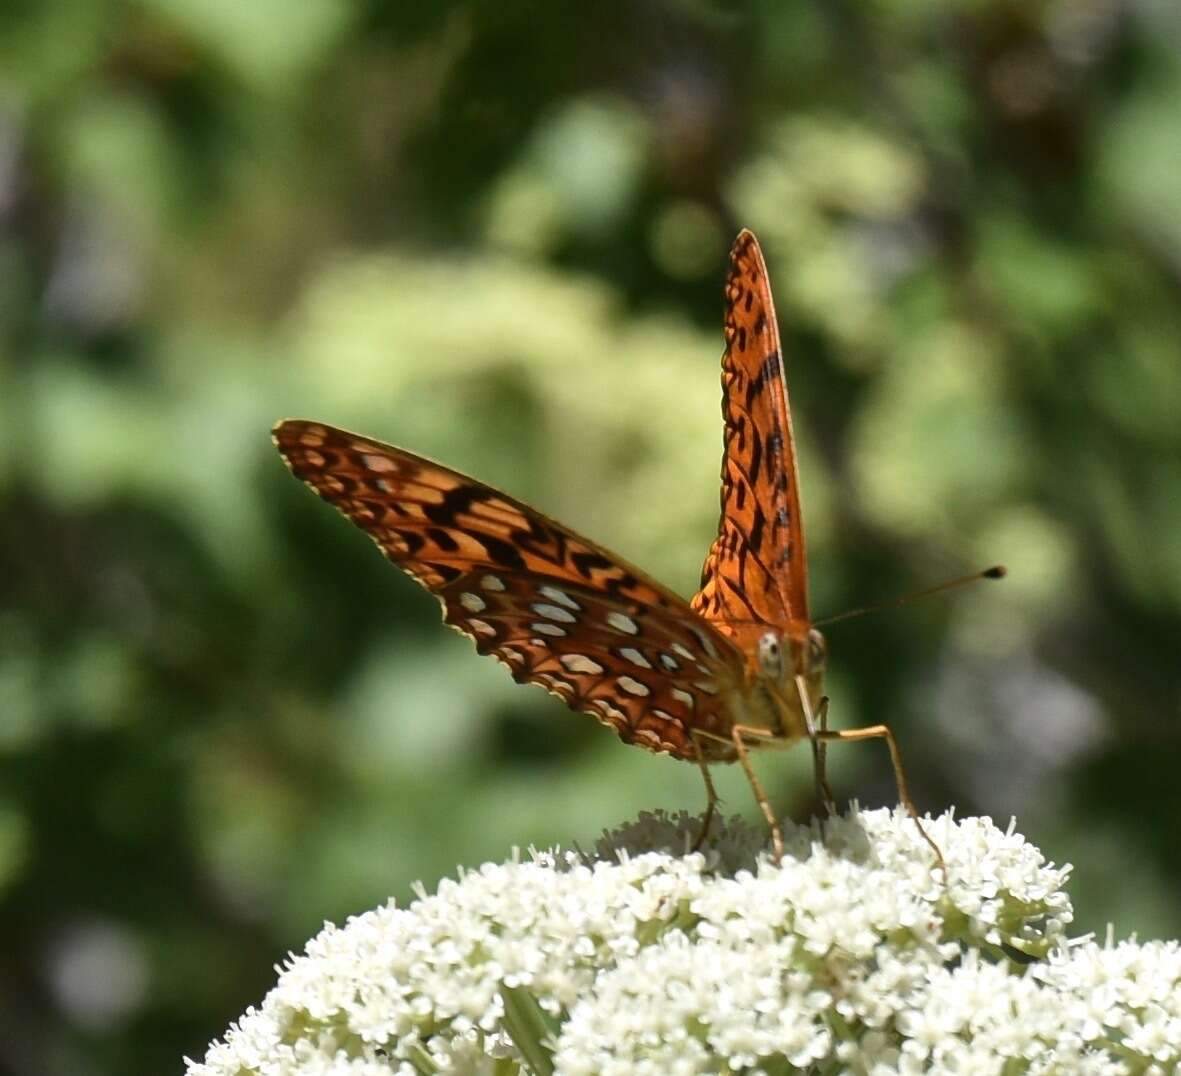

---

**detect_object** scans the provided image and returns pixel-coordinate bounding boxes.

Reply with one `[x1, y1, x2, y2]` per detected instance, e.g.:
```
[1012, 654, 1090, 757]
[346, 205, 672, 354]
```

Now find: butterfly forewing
[274, 420, 747, 761]
[692, 229, 809, 634]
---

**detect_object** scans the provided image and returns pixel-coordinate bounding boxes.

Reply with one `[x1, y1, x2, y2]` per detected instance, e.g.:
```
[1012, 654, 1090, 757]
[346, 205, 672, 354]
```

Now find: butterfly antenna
[813, 566, 1006, 628]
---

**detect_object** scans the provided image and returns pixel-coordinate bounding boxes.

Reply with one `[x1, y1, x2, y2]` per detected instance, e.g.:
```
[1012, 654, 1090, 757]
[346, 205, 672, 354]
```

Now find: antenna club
[983, 565, 1007, 580]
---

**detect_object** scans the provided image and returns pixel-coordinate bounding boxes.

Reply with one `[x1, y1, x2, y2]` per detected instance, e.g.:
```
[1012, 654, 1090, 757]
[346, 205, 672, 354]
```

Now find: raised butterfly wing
[274, 420, 748, 761]
[692, 229, 810, 635]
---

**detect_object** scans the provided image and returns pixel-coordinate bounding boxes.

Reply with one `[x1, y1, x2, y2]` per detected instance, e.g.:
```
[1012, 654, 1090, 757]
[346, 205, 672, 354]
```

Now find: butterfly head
[755, 626, 827, 727]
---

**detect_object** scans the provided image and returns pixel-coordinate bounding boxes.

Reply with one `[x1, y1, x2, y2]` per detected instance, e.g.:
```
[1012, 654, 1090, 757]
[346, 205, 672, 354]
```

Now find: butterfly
[274, 229, 938, 864]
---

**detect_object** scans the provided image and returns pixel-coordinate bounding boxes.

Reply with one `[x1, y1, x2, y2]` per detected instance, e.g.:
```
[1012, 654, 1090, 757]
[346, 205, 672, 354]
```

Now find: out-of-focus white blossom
[185, 806, 1181, 1075]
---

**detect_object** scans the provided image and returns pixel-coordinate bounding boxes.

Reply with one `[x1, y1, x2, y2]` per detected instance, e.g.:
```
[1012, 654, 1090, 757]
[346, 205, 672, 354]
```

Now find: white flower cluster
[185, 807, 1181, 1075]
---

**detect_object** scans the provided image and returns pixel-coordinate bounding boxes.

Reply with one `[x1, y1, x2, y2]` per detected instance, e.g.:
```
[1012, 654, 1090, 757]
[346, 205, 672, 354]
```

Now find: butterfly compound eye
[807, 629, 826, 671]
[757, 632, 783, 678]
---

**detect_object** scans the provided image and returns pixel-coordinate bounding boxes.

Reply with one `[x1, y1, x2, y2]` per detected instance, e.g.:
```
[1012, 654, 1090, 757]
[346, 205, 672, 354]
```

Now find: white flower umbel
[185, 807, 1181, 1075]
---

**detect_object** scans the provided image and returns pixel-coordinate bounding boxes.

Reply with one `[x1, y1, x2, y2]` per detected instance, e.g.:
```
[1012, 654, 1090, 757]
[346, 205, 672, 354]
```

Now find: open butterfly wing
[274, 420, 746, 760]
[692, 229, 810, 634]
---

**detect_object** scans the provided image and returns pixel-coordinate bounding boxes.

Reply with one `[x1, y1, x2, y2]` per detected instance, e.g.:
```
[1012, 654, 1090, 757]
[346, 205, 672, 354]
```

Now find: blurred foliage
[1, 0, 1179, 1072]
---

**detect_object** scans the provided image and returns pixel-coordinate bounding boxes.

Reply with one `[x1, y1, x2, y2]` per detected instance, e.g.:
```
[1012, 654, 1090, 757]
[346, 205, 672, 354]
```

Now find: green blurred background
[1, 0, 1179, 1071]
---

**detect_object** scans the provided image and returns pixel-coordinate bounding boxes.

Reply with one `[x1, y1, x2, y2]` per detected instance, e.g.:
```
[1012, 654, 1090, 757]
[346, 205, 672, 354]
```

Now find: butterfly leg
[795, 674, 836, 814]
[814, 697, 834, 813]
[729, 726, 785, 862]
[689, 734, 720, 853]
[814, 723, 946, 880]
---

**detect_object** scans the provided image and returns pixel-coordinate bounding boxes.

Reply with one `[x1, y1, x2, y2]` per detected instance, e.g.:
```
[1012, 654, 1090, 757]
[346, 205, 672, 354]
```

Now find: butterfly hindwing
[692, 229, 810, 634]
[273, 420, 746, 760]
[433, 570, 744, 758]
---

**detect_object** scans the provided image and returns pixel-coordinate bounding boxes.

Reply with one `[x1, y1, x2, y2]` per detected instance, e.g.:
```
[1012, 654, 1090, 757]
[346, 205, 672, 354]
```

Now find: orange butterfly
[275, 230, 940, 863]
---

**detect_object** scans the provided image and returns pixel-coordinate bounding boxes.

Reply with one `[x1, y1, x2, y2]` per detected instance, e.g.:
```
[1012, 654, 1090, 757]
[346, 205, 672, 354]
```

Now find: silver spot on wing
[616, 676, 650, 697]
[606, 612, 639, 635]
[538, 585, 580, 611]
[560, 654, 604, 675]
[532, 602, 577, 624]
[618, 647, 652, 669]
